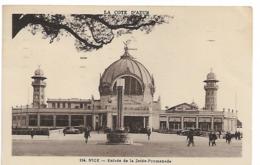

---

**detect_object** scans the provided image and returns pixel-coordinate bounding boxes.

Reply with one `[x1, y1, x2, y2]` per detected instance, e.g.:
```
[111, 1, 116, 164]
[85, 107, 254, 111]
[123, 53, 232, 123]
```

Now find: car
[180, 128, 203, 136]
[180, 130, 190, 136]
[104, 127, 112, 133]
[63, 127, 81, 134]
[193, 129, 203, 136]
[176, 129, 183, 135]
[74, 126, 85, 133]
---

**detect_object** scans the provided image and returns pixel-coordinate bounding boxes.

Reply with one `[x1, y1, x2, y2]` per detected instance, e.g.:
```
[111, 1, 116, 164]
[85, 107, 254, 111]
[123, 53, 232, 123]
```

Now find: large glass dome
[99, 48, 155, 96]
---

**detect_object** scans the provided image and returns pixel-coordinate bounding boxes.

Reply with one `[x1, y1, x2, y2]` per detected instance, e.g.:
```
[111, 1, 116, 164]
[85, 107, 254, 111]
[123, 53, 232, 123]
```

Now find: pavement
[12, 131, 242, 157]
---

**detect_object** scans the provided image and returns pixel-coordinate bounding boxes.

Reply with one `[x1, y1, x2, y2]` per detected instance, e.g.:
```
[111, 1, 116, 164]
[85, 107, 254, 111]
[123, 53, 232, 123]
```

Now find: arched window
[113, 76, 143, 95]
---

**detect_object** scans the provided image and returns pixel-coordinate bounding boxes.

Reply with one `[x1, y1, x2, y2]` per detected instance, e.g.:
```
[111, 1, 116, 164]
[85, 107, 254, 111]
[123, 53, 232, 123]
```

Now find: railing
[32, 81, 46, 86]
[12, 108, 97, 113]
[204, 84, 218, 89]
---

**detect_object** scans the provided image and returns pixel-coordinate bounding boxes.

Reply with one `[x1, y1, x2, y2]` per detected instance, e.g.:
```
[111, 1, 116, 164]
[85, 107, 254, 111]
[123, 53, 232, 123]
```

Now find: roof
[166, 102, 199, 113]
[100, 54, 153, 86]
[47, 98, 91, 103]
[204, 69, 218, 82]
[31, 67, 47, 79]
[99, 47, 155, 96]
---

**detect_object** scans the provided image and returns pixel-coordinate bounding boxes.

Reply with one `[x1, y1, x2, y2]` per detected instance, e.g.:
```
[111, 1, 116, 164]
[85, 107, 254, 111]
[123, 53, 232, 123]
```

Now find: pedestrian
[218, 130, 221, 139]
[63, 128, 66, 136]
[208, 131, 213, 146]
[212, 131, 217, 146]
[30, 129, 34, 139]
[147, 127, 151, 140]
[84, 127, 90, 144]
[187, 129, 195, 147]
[226, 132, 232, 144]
[237, 131, 241, 140]
[88, 126, 92, 137]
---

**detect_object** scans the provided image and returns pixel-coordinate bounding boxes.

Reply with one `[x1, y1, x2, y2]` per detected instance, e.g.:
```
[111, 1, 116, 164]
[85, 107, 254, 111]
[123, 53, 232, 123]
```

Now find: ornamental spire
[121, 40, 137, 59]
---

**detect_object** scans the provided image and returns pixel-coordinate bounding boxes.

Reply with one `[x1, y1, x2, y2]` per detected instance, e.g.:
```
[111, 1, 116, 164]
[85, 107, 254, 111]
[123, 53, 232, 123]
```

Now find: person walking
[218, 130, 221, 139]
[208, 131, 213, 146]
[30, 129, 35, 139]
[187, 129, 195, 147]
[237, 131, 241, 140]
[226, 132, 232, 144]
[212, 131, 217, 146]
[63, 128, 66, 136]
[84, 127, 91, 144]
[147, 127, 151, 140]
[235, 131, 238, 140]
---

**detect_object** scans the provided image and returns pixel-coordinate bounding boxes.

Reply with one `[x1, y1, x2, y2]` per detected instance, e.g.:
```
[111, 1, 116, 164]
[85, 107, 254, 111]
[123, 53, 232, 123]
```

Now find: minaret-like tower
[31, 66, 47, 108]
[204, 69, 219, 111]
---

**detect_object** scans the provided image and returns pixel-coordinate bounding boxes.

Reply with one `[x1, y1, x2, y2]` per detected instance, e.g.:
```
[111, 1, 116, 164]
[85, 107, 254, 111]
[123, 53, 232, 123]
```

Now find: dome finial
[210, 67, 213, 72]
[122, 40, 137, 58]
[123, 40, 130, 55]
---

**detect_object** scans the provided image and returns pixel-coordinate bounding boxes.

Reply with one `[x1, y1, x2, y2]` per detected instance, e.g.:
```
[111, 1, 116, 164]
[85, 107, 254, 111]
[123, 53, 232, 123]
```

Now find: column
[166, 117, 169, 130]
[196, 116, 199, 129]
[68, 115, 71, 127]
[181, 117, 184, 129]
[83, 115, 87, 127]
[100, 114, 103, 128]
[143, 117, 146, 128]
[221, 117, 224, 131]
[148, 115, 153, 130]
[26, 114, 29, 128]
[107, 113, 112, 128]
[148, 106, 153, 129]
[37, 114, 41, 128]
[231, 120, 233, 131]
[211, 117, 214, 130]
[53, 115, 56, 128]
[92, 114, 96, 130]
[117, 85, 124, 129]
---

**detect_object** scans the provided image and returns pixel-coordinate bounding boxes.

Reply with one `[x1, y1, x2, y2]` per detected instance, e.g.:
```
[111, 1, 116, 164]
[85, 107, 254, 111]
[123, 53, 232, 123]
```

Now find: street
[13, 131, 242, 157]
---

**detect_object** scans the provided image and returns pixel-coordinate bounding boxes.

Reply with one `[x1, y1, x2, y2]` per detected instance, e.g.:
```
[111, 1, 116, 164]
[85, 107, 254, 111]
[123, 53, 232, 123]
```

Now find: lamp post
[116, 78, 125, 130]
[106, 78, 133, 144]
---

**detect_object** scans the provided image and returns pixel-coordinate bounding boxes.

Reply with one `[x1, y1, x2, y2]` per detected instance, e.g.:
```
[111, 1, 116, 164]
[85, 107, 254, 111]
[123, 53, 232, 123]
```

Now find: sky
[3, 7, 251, 121]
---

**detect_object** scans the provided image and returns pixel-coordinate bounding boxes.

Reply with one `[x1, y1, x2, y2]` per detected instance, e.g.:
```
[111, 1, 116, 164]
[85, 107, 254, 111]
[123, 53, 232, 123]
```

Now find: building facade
[159, 71, 238, 132]
[12, 48, 238, 132]
[12, 47, 161, 132]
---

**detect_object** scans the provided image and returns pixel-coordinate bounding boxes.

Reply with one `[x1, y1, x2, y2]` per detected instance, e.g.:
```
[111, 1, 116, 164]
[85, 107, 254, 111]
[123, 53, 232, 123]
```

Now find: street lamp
[106, 78, 133, 144]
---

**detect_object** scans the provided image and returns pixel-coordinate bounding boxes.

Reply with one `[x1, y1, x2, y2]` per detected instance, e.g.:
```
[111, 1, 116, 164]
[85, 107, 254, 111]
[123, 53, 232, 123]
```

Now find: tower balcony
[32, 81, 46, 86]
[204, 84, 218, 90]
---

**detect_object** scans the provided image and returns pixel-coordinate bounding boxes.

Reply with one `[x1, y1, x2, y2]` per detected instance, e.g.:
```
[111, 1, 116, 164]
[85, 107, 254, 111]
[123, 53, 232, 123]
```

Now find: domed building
[12, 47, 161, 131]
[98, 46, 160, 130]
[11, 50, 237, 133]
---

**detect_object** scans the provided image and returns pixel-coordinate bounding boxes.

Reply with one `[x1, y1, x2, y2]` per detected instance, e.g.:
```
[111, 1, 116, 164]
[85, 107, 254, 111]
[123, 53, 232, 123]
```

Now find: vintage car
[63, 127, 81, 134]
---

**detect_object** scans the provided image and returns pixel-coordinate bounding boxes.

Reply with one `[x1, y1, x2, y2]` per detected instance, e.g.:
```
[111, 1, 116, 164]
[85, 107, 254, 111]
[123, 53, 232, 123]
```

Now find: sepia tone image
[2, 5, 252, 165]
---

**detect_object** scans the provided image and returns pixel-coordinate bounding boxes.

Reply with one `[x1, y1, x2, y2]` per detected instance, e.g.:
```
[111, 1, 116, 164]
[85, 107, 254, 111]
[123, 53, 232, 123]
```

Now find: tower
[204, 69, 219, 111]
[31, 66, 47, 108]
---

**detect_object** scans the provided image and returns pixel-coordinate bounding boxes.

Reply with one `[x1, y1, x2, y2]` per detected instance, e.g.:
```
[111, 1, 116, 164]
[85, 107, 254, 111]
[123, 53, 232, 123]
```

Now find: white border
[1, 1, 259, 165]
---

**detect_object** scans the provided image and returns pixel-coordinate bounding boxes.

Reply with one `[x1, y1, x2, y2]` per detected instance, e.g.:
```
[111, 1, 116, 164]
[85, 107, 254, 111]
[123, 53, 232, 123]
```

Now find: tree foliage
[12, 14, 172, 52]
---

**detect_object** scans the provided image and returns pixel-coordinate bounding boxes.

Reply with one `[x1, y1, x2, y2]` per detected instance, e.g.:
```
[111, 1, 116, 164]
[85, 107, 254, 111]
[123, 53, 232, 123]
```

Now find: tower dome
[204, 69, 219, 82]
[34, 67, 44, 76]
[207, 72, 216, 80]
[32, 66, 46, 80]
[99, 46, 155, 96]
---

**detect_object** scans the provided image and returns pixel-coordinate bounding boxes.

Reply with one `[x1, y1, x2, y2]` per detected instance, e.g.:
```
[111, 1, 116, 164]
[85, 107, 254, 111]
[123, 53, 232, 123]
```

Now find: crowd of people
[186, 129, 242, 147]
[26, 126, 242, 147]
